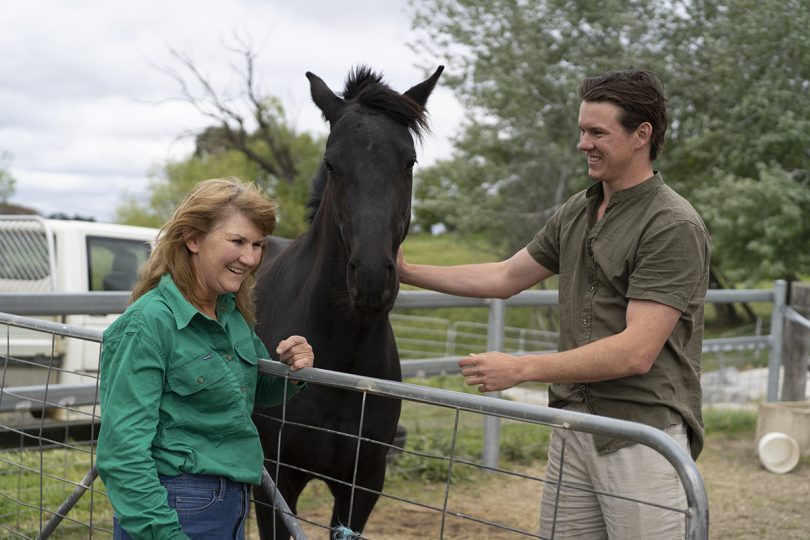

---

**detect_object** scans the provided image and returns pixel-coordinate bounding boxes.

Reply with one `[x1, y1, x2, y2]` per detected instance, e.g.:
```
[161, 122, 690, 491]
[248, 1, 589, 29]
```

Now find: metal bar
[0, 287, 777, 316]
[703, 288, 775, 303]
[0, 311, 103, 340]
[0, 383, 100, 412]
[767, 280, 787, 402]
[36, 465, 99, 540]
[260, 468, 308, 540]
[702, 335, 771, 351]
[258, 360, 708, 539]
[483, 298, 504, 469]
[784, 306, 810, 331]
[0, 293, 130, 316]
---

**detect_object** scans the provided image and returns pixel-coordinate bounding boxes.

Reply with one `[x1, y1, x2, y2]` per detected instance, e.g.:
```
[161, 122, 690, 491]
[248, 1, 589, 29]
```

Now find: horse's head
[305, 65, 443, 315]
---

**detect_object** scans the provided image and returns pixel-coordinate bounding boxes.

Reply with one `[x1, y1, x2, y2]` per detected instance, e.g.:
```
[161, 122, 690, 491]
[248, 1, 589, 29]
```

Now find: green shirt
[96, 274, 302, 539]
[527, 173, 711, 459]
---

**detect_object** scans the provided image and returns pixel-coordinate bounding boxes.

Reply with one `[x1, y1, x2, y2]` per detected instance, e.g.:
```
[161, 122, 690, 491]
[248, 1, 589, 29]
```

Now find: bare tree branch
[159, 39, 299, 184]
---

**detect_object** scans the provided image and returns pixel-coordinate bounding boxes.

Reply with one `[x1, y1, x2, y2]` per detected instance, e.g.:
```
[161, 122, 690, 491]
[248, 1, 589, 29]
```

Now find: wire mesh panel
[2, 311, 712, 539]
[0, 316, 113, 539]
[255, 361, 709, 540]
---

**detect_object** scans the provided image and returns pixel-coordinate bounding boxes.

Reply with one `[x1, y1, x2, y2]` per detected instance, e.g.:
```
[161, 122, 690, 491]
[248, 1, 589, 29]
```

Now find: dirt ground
[248, 432, 810, 539]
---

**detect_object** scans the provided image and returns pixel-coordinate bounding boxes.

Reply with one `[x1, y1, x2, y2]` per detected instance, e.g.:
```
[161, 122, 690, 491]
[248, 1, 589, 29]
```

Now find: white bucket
[757, 431, 800, 474]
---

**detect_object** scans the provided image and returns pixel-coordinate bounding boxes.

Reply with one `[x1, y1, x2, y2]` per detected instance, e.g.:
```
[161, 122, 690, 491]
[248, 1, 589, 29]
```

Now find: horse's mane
[341, 66, 430, 139]
[306, 66, 431, 223]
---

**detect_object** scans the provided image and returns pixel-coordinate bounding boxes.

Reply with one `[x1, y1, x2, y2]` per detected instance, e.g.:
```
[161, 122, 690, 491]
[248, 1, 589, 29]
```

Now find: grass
[0, 444, 113, 538]
[703, 408, 758, 437]
[0, 404, 768, 538]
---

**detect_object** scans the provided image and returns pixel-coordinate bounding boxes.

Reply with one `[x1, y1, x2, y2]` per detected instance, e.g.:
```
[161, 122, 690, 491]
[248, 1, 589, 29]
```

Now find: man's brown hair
[578, 68, 668, 161]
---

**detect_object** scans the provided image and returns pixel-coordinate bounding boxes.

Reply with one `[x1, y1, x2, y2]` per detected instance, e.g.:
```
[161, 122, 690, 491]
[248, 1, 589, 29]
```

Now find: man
[397, 68, 711, 538]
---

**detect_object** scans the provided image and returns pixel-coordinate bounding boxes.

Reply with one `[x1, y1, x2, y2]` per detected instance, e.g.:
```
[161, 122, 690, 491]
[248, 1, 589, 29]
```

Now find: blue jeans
[113, 473, 250, 539]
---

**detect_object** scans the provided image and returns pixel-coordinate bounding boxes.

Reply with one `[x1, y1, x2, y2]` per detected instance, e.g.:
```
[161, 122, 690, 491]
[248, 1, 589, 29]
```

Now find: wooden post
[781, 282, 810, 402]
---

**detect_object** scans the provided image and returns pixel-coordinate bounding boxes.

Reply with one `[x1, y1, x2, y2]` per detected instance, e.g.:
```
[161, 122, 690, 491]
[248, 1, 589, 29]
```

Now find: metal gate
[1, 312, 708, 539]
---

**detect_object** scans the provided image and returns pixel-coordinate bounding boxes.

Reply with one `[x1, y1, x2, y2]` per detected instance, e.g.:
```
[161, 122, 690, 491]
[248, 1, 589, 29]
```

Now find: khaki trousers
[539, 421, 689, 539]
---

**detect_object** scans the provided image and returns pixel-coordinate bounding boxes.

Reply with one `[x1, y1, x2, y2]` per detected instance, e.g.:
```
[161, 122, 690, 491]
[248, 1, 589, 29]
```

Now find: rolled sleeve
[627, 220, 710, 312]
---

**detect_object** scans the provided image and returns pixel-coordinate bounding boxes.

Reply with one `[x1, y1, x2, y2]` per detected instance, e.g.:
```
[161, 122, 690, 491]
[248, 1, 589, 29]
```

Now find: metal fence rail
[0, 282, 795, 538]
[259, 359, 708, 539]
[1, 312, 710, 539]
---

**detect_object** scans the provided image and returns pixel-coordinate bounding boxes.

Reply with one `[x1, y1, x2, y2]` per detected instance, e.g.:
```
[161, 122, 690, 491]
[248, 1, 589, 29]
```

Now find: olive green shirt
[527, 173, 711, 459]
[96, 274, 303, 539]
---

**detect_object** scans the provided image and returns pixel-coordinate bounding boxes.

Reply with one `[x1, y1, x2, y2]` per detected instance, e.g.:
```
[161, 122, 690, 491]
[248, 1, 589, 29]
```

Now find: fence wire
[1, 311, 715, 539]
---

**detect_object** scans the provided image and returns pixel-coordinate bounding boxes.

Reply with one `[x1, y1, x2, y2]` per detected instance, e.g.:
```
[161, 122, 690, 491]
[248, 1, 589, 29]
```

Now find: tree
[117, 40, 325, 238]
[0, 151, 16, 203]
[116, 149, 260, 228]
[409, 0, 673, 255]
[659, 0, 810, 194]
[161, 41, 303, 187]
[693, 165, 810, 285]
[408, 0, 810, 283]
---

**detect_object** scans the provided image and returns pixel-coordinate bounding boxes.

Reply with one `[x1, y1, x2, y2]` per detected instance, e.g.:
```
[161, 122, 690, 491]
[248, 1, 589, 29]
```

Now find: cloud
[0, 0, 460, 222]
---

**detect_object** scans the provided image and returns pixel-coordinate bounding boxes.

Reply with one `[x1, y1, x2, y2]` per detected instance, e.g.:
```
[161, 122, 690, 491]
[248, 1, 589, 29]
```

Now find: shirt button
[240, 385, 247, 392]
[589, 285, 595, 292]
[226, 354, 233, 361]
[197, 376, 204, 384]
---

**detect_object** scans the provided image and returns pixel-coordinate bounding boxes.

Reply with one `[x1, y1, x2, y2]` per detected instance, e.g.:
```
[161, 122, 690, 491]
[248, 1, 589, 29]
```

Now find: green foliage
[116, 133, 324, 238]
[661, 0, 810, 191]
[693, 165, 810, 284]
[409, 0, 810, 280]
[409, 0, 670, 256]
[0, 150, 16, 203]
[499, 422, 552, 465]
[116, 149, 259, 227]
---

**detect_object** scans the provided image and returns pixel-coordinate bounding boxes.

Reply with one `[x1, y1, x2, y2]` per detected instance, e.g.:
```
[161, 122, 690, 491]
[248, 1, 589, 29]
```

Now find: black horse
[252, 65, 443, 538]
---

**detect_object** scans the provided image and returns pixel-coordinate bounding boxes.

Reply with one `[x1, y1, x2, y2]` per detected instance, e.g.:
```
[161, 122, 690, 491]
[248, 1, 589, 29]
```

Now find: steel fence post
[766, 280, 787, 402]
[483, 298, 505, 468]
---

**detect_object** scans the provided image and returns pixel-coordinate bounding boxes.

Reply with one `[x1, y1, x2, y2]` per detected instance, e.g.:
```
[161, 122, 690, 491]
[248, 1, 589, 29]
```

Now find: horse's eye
[324, 160, 336, 174]
[405, 159, 417, 172]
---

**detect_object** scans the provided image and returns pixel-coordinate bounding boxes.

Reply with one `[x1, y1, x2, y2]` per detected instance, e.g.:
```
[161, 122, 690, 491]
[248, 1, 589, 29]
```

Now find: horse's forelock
[341, 66, 430, 139]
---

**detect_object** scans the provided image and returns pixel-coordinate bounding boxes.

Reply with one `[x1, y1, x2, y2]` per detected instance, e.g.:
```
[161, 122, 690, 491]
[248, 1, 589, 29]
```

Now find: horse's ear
[403, 66, 444, 107]
[306, 71, 344, 123]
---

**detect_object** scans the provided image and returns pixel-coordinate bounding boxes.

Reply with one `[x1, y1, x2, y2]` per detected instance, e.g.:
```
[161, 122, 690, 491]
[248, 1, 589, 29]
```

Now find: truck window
[0, 222, 52, 291]
[87, 237, 151, 292]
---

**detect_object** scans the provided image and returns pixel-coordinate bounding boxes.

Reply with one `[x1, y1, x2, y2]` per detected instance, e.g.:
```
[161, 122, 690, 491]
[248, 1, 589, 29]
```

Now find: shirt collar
[586, 171, 665, 203]
[157, 273, 236, 329]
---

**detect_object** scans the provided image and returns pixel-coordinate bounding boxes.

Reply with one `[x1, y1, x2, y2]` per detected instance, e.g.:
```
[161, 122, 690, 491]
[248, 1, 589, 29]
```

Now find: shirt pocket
[165, 352, 242, 436]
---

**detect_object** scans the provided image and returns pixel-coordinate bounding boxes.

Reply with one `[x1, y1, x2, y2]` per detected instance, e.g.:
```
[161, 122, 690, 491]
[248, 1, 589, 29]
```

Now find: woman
[96, 177, 314, 539]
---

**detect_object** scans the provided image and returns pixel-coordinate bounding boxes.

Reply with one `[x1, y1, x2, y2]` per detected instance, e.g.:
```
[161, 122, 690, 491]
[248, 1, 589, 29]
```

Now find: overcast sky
[0, 0, 462, 222]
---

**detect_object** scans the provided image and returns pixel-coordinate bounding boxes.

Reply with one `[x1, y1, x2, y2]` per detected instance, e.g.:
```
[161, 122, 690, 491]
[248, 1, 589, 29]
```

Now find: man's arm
[459, 299, 682, 392]
[397, 247, 554, 299]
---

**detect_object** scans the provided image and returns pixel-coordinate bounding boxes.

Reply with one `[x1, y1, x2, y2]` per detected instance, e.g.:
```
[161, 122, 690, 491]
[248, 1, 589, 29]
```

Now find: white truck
[0, 215, 158, 391]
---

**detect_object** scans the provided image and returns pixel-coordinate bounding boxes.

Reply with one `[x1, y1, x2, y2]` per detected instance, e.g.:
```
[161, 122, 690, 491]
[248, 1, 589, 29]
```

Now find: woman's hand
[276, 335, 314, 371]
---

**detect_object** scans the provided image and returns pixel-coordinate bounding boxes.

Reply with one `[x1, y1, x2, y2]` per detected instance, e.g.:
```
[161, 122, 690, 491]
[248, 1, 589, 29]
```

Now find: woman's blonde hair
[132, 177, 277, 325]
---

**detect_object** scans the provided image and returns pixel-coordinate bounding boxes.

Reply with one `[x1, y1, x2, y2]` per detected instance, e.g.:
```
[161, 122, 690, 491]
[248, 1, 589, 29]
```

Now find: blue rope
[332, 524, 360, 540]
